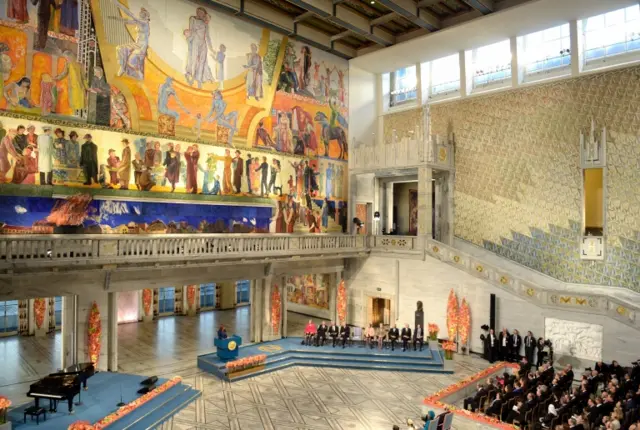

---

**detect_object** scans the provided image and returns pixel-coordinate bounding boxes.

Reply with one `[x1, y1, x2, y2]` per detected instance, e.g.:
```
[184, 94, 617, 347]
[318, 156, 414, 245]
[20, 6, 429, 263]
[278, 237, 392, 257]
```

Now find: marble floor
[0, 309, 490, 429]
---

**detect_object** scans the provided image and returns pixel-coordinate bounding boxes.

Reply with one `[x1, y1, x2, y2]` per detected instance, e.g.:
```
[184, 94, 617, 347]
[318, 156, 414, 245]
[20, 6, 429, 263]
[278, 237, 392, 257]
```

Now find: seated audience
[328, 321, 339, 347]
[304, 319, 317, 346]
[317, 321, 328, 346]
[365, 323, 376, 349]
[414, 324, 424, 351]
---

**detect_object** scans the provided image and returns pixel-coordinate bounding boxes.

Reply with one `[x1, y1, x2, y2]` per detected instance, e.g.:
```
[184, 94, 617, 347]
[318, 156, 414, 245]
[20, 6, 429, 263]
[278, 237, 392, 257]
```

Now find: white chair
[442, 412, 454, 430]
[351, 327, 363, 346]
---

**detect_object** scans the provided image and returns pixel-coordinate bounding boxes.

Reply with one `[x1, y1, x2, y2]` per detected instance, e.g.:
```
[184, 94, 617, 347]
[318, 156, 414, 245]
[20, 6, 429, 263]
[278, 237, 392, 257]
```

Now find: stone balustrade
[0, 233, 367, 265]
[369, 235, 424, 254]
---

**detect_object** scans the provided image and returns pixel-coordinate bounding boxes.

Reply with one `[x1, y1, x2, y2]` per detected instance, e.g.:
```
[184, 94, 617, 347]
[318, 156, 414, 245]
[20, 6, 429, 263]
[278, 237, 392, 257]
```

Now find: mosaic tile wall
[383, 108, 423, 142]
[428, 66, 640, 292]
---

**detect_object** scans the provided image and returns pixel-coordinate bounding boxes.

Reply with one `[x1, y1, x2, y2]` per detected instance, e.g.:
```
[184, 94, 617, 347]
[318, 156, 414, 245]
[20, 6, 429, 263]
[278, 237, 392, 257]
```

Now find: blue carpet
[198, 337, 451, 381]
[8, 372, 200, 430]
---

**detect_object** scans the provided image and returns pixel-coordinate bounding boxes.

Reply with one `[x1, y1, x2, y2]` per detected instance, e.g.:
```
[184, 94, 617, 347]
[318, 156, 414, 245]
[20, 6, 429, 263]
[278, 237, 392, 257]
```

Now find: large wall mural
[0, 0, 350, 234]
[430, 66, 640, 292]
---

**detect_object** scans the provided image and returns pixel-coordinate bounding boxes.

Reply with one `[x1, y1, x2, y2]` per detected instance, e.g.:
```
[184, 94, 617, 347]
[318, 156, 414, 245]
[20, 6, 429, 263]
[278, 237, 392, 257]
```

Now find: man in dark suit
[401, 323, 412, 352]
[511, 329, 522, 362]
[569, 417, 585, 430]
[498, 328, 510, 361]
[518, 357, 531, 378]
[388, 324, 400, 351]
[317, 321, 328, 346]
[486, 329, 498, 363]
[524, 331, 536, 365]
[328, 321, 339, 347]
[463, 384, 487, 412]
[505, 400, 523, 424]
[339, 324, 350, 348]
[245, 153, 253, 193]
[413, 324, 424, 351]
[485, 392, 503, 417]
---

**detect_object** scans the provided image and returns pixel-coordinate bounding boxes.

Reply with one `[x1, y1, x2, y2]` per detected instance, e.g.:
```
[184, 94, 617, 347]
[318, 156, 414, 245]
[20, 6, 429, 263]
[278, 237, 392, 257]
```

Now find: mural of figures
[113, 1, 150, 80]
[244, 43, 262, 100]
[184, 7, 215, 89]
[286, 274, 329, 310]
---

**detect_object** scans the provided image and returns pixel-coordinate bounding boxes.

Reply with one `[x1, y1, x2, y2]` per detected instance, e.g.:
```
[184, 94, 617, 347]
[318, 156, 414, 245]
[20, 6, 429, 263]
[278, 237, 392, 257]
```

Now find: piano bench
[24, 406, 47, 424]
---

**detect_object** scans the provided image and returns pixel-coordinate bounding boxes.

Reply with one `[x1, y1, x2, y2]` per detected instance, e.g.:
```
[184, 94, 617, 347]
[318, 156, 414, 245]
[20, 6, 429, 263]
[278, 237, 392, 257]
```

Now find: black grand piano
[27, 363, 96, 414]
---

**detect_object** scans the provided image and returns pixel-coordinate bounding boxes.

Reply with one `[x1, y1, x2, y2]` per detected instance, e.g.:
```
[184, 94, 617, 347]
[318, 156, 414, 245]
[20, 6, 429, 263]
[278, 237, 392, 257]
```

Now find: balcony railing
[0, 234, 367, 264]
[369, 235, 424, 253]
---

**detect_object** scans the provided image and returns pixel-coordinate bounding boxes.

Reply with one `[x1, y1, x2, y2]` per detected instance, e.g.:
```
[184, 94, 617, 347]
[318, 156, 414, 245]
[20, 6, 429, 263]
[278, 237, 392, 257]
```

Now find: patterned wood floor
[0, 309, 489, 429]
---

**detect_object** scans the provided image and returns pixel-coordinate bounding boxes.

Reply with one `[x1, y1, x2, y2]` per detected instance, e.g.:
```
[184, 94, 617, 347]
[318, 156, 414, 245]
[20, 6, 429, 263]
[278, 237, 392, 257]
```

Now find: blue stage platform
[198, 337, 452, 381]
[8, 372, 200, 430]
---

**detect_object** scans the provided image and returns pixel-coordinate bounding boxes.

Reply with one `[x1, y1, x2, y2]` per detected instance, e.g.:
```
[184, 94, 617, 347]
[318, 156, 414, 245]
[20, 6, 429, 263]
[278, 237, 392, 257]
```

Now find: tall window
[470, 40, 512, 90]
[158, 287, 175, 315]
[582, 5, 640, 65]
[54, 296, 62, 329]
[389, 65, 417, 107]
[199, 283, 216, 309]
[520, 24, 571, 78]
[0, 300, 19, 335]
[427, 54, 460, 97]
[236, 280, 250, 305]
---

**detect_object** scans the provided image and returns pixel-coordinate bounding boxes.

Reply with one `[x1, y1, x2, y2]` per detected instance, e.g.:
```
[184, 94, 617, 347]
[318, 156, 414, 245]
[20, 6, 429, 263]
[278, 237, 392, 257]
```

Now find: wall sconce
[374, 211, 380, 221]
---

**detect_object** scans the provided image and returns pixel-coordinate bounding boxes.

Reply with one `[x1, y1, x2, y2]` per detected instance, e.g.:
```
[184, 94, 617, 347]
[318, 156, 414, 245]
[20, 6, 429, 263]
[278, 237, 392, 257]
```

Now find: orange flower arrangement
[186, 285, 196, 308]
[458, 299, 471, 346]
[225, 354, 267, 374]
[87, 302, 102, 366]
[68, 421, 95, 430]
[442, 340, 456, 360]
[34, 298, 46, 329]
[68, 376, 182, 430]
[142, 289, 152, 316]
[446, 289, 458, 340]
[0, 395, 11, 425]
[424, 362, 520, 430]
[427, 323, 439, 340]
[337, 280, 347, 325]
[271, 285, 281, 334]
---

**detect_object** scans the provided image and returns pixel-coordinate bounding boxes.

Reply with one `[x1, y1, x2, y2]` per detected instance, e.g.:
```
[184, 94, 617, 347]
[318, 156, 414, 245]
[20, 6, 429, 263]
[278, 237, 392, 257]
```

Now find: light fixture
[374, 211, 380, 221]
[370, 0, 375, 4]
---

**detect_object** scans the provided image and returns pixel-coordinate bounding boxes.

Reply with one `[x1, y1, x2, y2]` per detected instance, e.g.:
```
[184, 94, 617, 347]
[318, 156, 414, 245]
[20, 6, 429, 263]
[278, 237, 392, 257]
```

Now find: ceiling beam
[370, 12, 397, 26]
[374, 0, 441, 31]
[283, 0, 396, 46]
[330, 30, 351, 41]
[416, 0, 442, 6]
[459, 0, 494, 14]
[293, 11, 314, 22]
[332, 0, 347, 3]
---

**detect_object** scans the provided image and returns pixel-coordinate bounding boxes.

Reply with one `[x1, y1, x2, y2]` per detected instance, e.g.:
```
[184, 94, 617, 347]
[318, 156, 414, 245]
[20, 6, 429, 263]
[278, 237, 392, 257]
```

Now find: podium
[214, 335, 242, 361]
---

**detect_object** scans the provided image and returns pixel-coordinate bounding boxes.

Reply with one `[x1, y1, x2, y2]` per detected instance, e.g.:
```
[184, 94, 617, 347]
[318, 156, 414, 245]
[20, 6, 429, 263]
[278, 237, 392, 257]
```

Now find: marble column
[417, 166, 433, 238]
[61, 295, 77, 369]
[218, 282, 236, 310]
[107, 292, 118, 372]
[329, 272, 339, 324]
[385, 182, 394, 233]
[76, 292, 110, 371]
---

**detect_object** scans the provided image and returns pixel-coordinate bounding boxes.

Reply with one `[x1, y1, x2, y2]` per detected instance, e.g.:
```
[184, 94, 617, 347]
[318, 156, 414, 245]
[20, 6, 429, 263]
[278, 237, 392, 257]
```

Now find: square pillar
[61, 295, 77, 368]
[218, 281, 236, 310]
[417, 166, 433, 237]
[385, 182, 394, 233]
[107, 292, 118, 372]
[329, 272, 339, 324]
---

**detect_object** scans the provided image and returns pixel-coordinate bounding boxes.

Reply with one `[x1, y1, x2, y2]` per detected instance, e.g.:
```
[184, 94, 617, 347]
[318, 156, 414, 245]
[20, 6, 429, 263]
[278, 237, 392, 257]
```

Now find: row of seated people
[463, 358, 640, 430]
[303, 320, 426, 352]
[483, 328, 554, 366]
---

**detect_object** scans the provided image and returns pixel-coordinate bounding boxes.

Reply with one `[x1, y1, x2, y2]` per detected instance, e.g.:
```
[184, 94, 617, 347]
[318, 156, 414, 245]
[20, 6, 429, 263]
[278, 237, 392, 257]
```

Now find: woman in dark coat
[164, 150, 180, 192]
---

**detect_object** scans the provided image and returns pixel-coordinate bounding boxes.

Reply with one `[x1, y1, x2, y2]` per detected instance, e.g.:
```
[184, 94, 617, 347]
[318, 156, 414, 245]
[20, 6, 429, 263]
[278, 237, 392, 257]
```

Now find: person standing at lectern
[217, 325, 228, 339]
[339, 324, 350, 348]
[401, 323, 412, 352]
[524, 331, 536, 365]
[499, 328, 511, 361]
[328, 321, 339, 347]
[413, 324, 424, 351]
[388, 324, 400, 351]
[304, 320, 317, 346]
[511, 329, 522, 362]
[317, 321, 328, 346]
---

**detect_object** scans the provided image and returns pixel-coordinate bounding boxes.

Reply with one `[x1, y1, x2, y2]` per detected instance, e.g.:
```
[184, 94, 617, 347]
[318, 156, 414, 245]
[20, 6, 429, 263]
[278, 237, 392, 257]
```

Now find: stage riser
[267, 355, 444, 366]
[255, 349, 436, 361]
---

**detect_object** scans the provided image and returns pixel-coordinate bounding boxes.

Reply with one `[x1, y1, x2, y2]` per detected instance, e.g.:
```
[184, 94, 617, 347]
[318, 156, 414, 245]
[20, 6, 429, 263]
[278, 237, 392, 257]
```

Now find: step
[266, 347, 436, 361]
[265, 353, 443, 367]
[125, 387, 201, 430]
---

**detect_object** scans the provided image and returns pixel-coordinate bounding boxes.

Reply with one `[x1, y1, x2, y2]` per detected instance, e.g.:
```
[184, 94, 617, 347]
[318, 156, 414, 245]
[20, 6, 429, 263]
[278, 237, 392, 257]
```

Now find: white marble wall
[345, 255, 640, 365]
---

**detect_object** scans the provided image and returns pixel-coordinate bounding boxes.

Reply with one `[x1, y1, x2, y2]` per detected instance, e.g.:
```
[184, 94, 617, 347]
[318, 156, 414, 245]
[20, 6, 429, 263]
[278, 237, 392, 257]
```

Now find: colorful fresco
[286, 274, 329, 310]
[0, 0, 350, 234]
[0, 195, 271, 234]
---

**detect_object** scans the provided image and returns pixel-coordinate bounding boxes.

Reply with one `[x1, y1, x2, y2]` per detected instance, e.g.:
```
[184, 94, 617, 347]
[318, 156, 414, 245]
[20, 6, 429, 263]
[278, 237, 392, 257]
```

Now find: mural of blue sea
[0, 196, 272, 234]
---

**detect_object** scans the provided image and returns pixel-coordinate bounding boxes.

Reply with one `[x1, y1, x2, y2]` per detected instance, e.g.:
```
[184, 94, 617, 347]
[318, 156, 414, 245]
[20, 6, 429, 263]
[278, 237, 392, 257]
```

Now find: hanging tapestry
[271, 284, 281, 335]
[337, 279, 347, 326]
[446, 289, 458, 341]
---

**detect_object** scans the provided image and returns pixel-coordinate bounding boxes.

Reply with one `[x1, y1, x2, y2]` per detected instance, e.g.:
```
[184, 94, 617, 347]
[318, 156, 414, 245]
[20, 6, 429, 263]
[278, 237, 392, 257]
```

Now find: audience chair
[442, 412, 454, 430]
[351, 327, 363, 347]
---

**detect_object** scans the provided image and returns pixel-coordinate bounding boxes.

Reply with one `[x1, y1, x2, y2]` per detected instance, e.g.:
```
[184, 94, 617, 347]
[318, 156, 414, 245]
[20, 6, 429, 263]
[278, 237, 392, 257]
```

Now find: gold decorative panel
[429, 66, 640, 292]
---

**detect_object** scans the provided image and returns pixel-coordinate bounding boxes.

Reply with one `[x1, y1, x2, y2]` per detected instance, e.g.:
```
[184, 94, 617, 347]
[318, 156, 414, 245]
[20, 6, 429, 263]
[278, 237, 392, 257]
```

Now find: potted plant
[427, 323, 439, 341]
[0, 395, 12, 430]
[442, 341, 456, 360]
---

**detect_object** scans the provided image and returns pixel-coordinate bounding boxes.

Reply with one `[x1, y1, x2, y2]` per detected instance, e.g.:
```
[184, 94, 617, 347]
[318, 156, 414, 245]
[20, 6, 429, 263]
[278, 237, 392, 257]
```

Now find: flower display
[337, 279, 347, 326]
[142, 289, 152, 316]
[446, 289, 458, 340]
[442, 340, 456, 360]
[458, 299, 471, 346]
[423, 362, 520, 430]
[225, 354, 267, 374]
[271, 285, 281, 334]
[34, 298, 46, 329]
[87, 302, 102, 366]
[80, 377, 183, 429]
[427, 323, 439, 340]
[0, 395, 11, 425]
[68, 421, 95, 430]
[186, 285, 196, 308]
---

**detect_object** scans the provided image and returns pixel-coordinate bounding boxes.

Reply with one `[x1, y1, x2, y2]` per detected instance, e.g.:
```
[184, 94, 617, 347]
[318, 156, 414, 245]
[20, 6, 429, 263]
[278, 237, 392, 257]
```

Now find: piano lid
[52, 363, 95, 374]
[30, 375, 79, 390]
